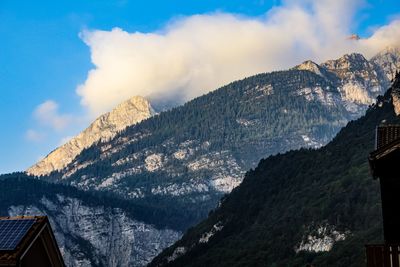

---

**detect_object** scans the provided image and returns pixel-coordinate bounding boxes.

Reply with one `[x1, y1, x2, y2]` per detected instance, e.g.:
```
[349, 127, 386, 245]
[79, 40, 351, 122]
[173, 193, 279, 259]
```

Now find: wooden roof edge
[0, 215, 65, 266]
[0, 216, 46, 221]
[0, 216, 48, 265]
[370, 137, 400, 160]
[41, 218, 66, 267]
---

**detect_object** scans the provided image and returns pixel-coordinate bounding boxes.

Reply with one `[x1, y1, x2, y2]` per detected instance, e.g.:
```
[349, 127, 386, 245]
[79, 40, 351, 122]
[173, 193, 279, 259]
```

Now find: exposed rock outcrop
[27, 96, 154, 176]
[8, 195, 179, 267]
[371, 46, 400, 82]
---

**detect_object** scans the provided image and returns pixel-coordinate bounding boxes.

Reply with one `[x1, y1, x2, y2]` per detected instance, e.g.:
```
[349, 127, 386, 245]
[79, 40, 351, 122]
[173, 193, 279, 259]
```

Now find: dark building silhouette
[375, 125, 400, 150]
[0, 216, 65, 267]
[367, 125, 400, 267]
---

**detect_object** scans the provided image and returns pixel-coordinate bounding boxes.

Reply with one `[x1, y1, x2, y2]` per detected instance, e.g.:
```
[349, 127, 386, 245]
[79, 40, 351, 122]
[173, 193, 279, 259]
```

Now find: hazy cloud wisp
[33, 100, 71, 131]
[73, 0, 399, 117]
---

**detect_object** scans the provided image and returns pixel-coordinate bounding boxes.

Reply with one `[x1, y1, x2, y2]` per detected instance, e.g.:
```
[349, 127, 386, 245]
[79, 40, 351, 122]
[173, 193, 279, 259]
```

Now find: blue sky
[0, 0, 399, 174]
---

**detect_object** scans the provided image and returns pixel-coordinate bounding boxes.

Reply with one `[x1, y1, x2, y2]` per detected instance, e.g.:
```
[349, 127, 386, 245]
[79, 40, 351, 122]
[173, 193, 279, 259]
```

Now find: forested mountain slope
[44, 70, 351, 220]
[150, 74, 400, 267]
[0, 174, 180, 267]
[40, 50, 398, 223]
[13, 48, 398, 266]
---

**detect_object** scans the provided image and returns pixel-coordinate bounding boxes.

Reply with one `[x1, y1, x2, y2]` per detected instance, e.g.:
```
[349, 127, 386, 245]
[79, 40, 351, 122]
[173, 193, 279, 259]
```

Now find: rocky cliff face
[24, 48, 400, 266]
[295, 49, 399, 115]
[322, 53, 383, 106]
[149, 75, 400, 267]
[47, 70, 348, 203]
[38, 49, 400, 213]
[27, 96, 154, 176]
[390, 72, 400, 115]
[370, 47, 400, 82]
[7, 195, 179, 267]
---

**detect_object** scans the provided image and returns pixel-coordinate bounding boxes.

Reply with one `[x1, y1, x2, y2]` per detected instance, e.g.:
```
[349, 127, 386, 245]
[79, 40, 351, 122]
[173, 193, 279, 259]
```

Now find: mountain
[27, 96, 154, 176]
[0, 174, 180, 267]
[12, 48, 399, 266]
[38, 50, 397, 212]
[149, 74, 400, 267]
[40, 70, 349, 216]
[370, 46, 400, 82]
[295, 51, 392, 115]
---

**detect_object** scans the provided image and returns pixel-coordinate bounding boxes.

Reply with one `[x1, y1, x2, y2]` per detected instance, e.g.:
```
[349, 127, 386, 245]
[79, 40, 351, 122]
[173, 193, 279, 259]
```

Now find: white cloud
[33, 100, 71, 131]
[71, 0, 395, 117]
[25, 129, 45, 142]
[357, 20, 400, 55]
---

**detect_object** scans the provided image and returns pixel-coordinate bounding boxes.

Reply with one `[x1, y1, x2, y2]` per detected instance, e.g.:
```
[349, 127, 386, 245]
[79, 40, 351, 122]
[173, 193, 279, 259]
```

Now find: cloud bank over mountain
[75, 0, 400, 117]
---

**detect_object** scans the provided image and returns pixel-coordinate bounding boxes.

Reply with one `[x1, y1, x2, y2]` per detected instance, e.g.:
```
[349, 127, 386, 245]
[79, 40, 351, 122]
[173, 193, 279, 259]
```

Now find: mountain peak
[322, 53, 368, 71]
[370, 46, 400, 82]
[98, 96, 155, 130]
[27, 96, 154, 176]
[115, 96, 154, 114]
[294, 60, 324, 76]
[373, 46, 400, 57]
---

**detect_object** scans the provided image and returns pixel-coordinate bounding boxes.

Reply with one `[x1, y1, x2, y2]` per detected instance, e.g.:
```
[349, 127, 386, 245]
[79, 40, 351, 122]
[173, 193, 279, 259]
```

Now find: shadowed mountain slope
[150, 74, 400, 267]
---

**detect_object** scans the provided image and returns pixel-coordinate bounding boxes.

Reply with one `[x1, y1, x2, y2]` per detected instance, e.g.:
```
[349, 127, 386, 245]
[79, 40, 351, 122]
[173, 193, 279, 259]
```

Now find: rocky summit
[47, 49, 399, 203]
[15, 47, 400, 266]
[295, 48, 397, 115]
[27, 96, 154, 176]
[149, 70, 400, 267]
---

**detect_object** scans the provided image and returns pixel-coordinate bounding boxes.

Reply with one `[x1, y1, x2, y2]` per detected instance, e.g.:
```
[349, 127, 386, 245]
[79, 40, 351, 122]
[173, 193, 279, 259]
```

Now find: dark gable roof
[0, 216, 64, 266]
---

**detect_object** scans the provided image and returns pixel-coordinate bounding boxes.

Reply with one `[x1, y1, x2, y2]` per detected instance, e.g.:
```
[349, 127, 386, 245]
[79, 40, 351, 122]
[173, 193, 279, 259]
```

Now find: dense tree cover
[0, 173, 203, 231]
[75, 70, 347, 167]
[42, 70, 351, 230]
[150, 79, 400, 266]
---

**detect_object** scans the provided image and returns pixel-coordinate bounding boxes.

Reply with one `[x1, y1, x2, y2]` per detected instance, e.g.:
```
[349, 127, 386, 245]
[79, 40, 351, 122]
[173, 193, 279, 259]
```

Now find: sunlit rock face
[321, 53, 383, 109]
[370, 47, 400, 82]
[295, 60, 325, 77]
[30, 49, 399, 204]
[393, 92, 400, 116]
[295, 49, 400, 116]
[391, 70, 400, 116]
[27, 96, 154, 176]
[21, 48, 400, 267]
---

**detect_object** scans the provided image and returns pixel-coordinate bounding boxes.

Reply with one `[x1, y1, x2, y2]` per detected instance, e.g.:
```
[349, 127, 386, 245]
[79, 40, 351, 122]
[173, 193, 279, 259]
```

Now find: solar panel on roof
[0, 219, 35, 250]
